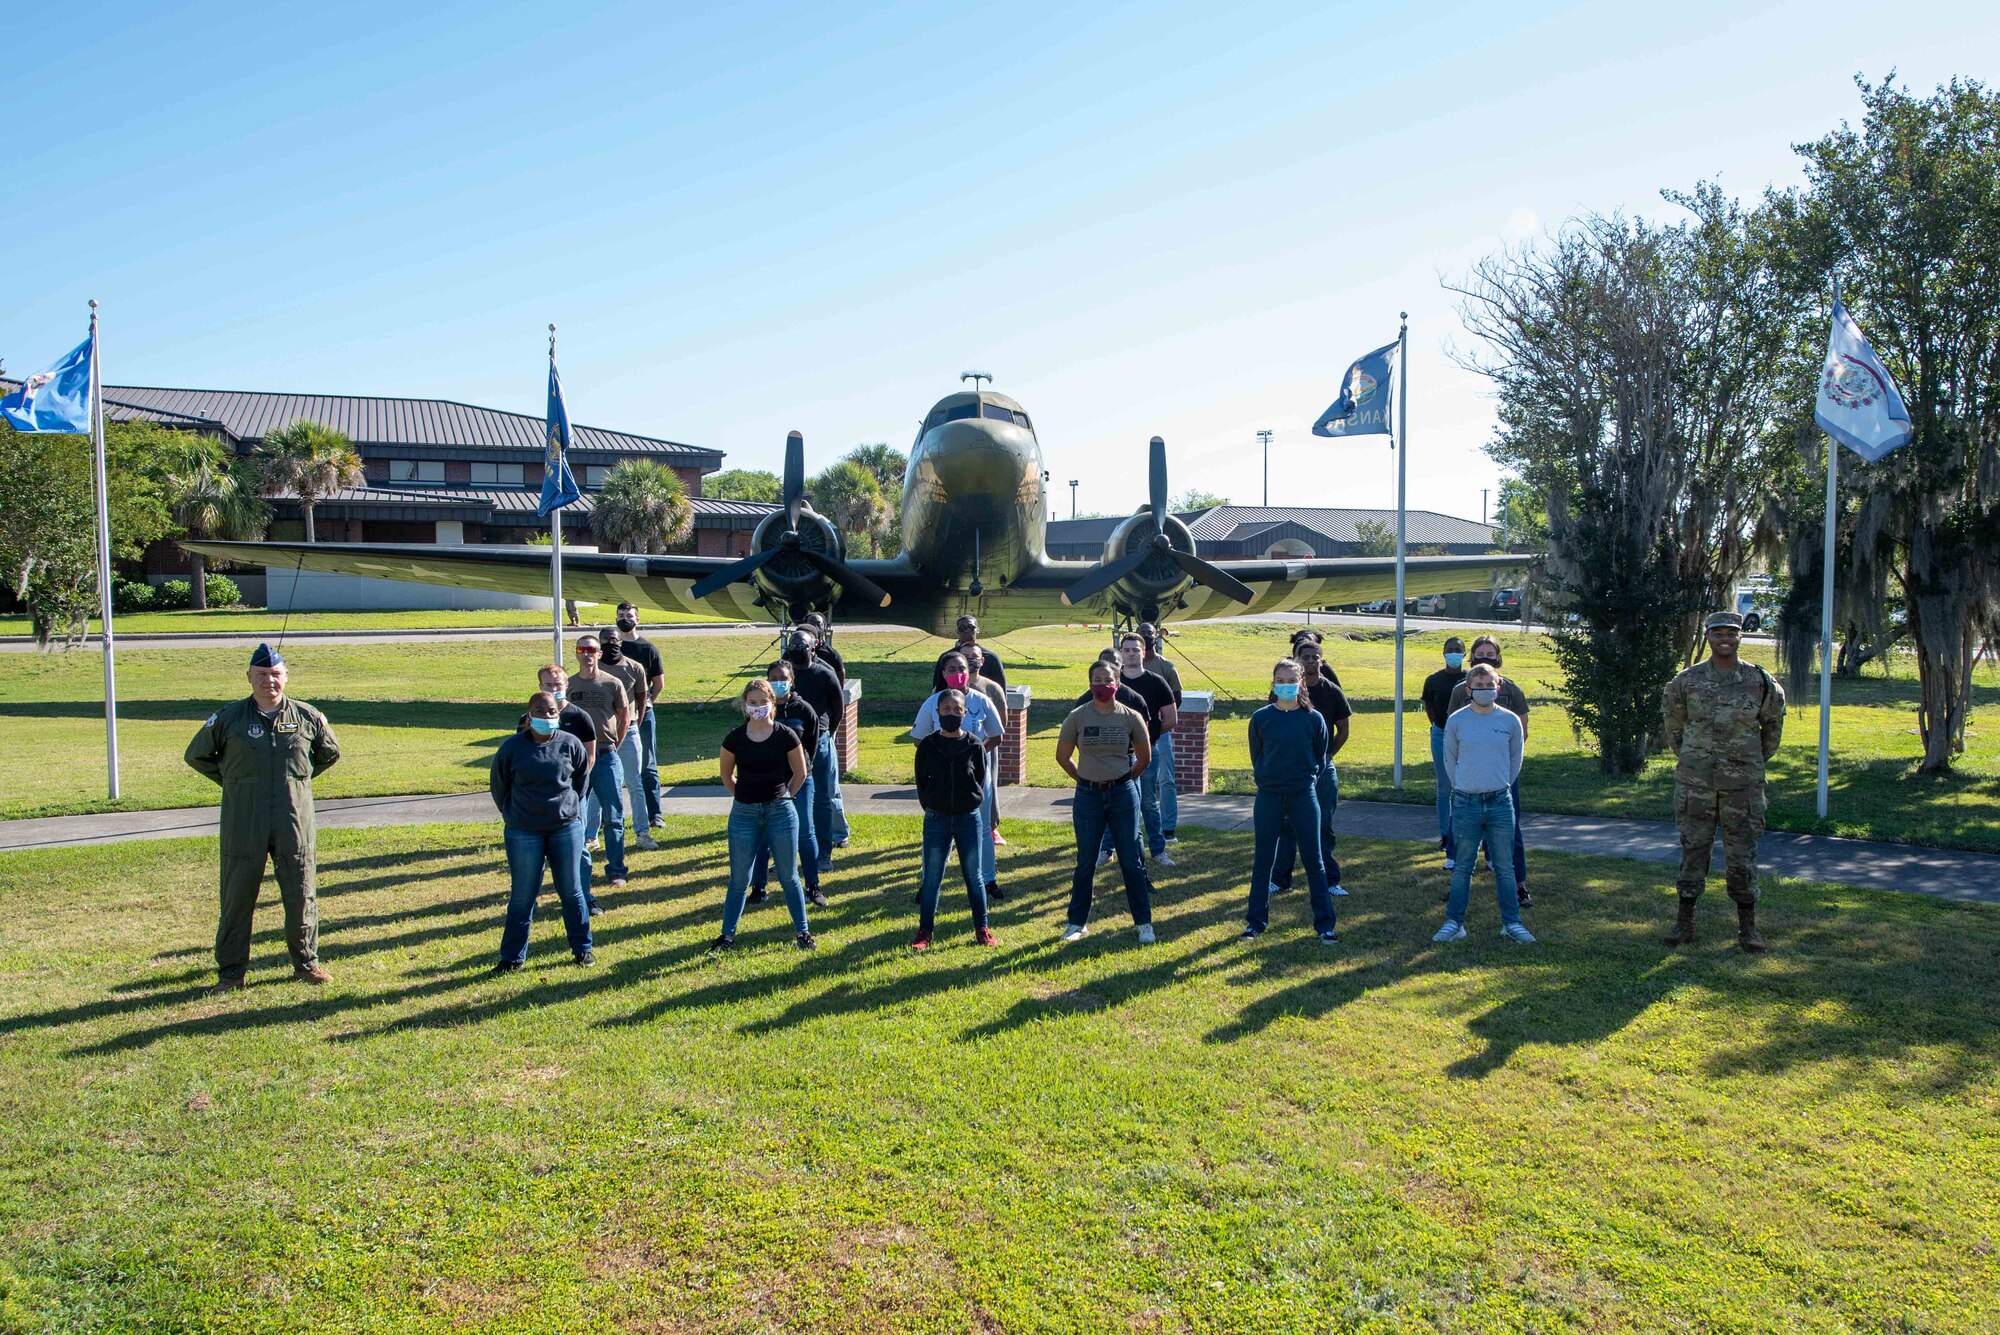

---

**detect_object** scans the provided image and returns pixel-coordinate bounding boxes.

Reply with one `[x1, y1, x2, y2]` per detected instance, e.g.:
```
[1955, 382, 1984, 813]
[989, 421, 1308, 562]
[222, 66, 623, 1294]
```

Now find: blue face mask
[529, 716, 558, 737]
[1471, 687, 1500, 706]
[1444, 652, 1464, 669]
[772, 681, 791, 697]
[1273, 682, 1300, 701]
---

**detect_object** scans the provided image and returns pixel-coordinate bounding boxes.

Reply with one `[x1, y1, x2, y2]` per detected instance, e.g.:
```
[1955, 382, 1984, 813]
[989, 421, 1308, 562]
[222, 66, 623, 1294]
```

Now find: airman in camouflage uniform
[1661, 611, 1785, 950]
[184, 644, 342, 993]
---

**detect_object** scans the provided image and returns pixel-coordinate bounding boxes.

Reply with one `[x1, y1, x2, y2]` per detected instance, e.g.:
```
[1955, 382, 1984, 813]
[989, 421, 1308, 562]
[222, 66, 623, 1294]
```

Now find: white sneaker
[1432, 921, 1468, 943]
[1061, 924, 1087, 943]
[635, 833, 659, 852]
[1097, 849, 1114, 867]
[1266, 881, 1284, 897]
[1135, 924, 1157, 944]
[1329, 883, 1348, 898]
[1152, 849, 1176, 868]
[1443, 856, 1456, 871]
[1500, 922, 1537, 944]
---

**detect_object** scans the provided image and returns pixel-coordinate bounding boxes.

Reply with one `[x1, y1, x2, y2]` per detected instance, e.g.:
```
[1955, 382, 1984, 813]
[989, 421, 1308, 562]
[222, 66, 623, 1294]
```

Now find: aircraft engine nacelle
[1098, 509, 1198, 613]
[744, 506, 847, 614]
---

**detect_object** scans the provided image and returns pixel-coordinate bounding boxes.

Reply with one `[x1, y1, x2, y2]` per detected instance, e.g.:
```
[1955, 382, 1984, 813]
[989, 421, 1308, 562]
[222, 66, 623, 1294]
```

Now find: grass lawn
[0, 606, 720, 637]
[0, 818, 1993, 1331]
[2, 622, 1996, 850]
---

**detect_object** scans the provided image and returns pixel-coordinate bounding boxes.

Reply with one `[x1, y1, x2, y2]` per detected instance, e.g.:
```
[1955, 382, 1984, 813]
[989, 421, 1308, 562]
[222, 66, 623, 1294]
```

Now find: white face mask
[748, 704, 772, 720]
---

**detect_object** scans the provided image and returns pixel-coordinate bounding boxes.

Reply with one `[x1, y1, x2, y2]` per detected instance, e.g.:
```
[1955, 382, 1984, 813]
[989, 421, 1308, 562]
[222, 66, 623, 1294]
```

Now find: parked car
[1735, 583, 1777, 634]
[1491, 588, 1523, 620]
[1357, 598, 1393, 614]
[1406, 594, 1446, 615]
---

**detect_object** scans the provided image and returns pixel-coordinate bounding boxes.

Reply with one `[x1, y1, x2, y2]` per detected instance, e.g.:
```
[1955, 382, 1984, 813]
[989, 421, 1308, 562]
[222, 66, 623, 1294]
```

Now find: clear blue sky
[5, 1, 1991, 524]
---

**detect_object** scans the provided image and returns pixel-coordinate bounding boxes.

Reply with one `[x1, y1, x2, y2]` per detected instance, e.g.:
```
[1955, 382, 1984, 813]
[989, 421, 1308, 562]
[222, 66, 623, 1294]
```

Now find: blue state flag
[540, 357, 582, 516]
[1814, 299, 1911, 463]
[1312, 339, 1398, 438]
[1, 332, 95, 434]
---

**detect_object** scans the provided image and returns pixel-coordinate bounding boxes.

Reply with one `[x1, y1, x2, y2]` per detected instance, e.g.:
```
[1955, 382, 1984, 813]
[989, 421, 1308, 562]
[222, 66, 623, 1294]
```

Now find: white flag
[1814, 299, 1912, 463]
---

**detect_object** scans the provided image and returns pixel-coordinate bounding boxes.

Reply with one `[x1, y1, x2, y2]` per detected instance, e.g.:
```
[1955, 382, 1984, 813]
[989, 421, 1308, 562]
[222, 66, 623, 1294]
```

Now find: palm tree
[167, 451, 270, 610]
[256, 421, 363, 542]
[810, 460, 888, 556]
[592, 460, 693, 554]
[844, 443, 907, 557]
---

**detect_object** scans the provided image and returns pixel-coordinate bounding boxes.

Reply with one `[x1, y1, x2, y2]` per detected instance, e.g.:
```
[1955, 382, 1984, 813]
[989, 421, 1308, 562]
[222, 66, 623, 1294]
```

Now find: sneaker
[910, 928, 933, 952]
[207, 977, 245, 995]
[587, 837, 601, 853]
[1443, 856, 1456, 871]
[635, 833, 659, 852]
[1268, 880, 1286, 896]
[1164, 830, 1178, 843]
[1061, 924, 1088, 943]
[974, 926, 998, 947]
[747, 887, 769, 905]
[1432, 920, 1468, 943]
[1329, 884, 1349, 898]
[984, 880, 1006, 903]
[992, 828, 1007, 846]
[649, 817, 665, 830]
[707, 935, 736, 954]
[806, 888, 828, 908]
[1097, 848, 1114, 867]
[491, 960, 523, 974]
[833, 838, 850, 850]
[795, 931, 818, 951]
[1500, 922, 1537, 944]
[574, 950, 596, 966]
[1318, 930, 1340, 946]
[1515, 886, 1534, 908]
[1239, 927, 1262, 943]
[1152, 849, 1177, 868]
[292, 964, 331, 985]
[609, 876, 627, 889]
[1136, 924, 1157, 945]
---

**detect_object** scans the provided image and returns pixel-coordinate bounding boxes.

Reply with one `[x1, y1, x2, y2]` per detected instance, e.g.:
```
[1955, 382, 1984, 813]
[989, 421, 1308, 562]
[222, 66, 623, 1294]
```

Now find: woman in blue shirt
[1242, 659, 1340, 945]
[489, 691, 593, 971]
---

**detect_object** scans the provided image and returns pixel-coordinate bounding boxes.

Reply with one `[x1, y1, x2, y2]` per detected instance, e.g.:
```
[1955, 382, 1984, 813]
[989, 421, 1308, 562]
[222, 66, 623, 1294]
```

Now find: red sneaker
[974, 927, 998, 947]
[992, 828, 1007, 846]
[910, 928, 933, 952]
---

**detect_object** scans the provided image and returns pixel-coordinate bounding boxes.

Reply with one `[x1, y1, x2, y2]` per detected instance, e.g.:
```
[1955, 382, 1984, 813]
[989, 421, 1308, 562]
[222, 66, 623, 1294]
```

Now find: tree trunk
[304, 500, 317, 543]
[189, 551, 208, 611]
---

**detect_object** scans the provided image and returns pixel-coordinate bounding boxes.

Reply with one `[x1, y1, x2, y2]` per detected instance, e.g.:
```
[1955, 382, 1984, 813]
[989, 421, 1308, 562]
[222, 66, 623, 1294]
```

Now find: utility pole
[1256, 429, 1274, 506]
[1482, 488, 1489, 526]
[1069, 479, 1078, 519]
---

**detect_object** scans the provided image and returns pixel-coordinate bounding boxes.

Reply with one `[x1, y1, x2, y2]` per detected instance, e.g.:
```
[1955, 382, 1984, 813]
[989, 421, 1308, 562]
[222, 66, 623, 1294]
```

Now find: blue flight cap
[250, 642, 285, 668]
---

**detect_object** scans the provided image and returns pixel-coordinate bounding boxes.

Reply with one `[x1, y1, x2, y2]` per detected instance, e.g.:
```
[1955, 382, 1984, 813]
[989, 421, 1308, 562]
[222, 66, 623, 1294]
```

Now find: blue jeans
[1247, 786, 1337, 935]
[1448, 789, 1522, 926]
[1273, 766, 1342, 890]
[750, 773, 820, 892]
[811, 732, 848, 864]
[1156, 731, 1178, 833]
[1480, 779, 1529, 887]
[978, 749, 998, 885]
[918, 808, 989, 930]
[580, 749, 626, 901]
[722, 799, 809, 937]
[1430, 725, 1451, 844]
[1069, 780, 1153, 928]
[499, 820, 591, 964]
[614, 730, 645, 834]
[638, 708, 663, 826]
[1100, 743, 1165, 858]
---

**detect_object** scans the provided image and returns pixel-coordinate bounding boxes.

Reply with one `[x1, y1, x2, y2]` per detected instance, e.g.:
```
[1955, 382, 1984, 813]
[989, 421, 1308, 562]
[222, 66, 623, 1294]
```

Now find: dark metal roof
[272, 485, 773, 523]
[1182, 505, 1498, 548]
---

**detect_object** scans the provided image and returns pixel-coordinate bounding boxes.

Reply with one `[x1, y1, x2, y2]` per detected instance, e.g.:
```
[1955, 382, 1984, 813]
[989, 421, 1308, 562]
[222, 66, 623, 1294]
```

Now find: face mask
[1472, 687, 1500, 706]
[1090, 683, 1117, 703]
[944, 671, 968, 689]
[772, 681, 791, 697]
[604, 644, 626, 665]
[616, 618, 637, 634]
[550, 689, 566, 703]
[1273, 682, 1300, 701]
[1472, 656, 1499, 669]
[1444, 652, 1464, 669]
[529, 716, 558, 737]
[939, 714, 964, 732]
[748, 704, 772, 720]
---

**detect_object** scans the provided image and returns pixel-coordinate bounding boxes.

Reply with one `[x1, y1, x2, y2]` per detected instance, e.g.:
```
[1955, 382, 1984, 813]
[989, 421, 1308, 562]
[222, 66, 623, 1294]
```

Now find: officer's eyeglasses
[577, 646, 600, 656]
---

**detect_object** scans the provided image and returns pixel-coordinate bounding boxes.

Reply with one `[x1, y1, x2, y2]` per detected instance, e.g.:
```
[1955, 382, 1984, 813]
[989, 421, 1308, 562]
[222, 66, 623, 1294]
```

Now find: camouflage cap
[1705, 611, 1745, 631]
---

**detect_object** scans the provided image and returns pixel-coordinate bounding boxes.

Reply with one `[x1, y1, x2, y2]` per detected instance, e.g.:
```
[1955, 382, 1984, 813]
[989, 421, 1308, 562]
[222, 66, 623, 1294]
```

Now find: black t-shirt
[784, 652, 845, 728]
[814, 642, 846, 684]
[1421, 666, 1466, 728]
[517, 703, 596, 753]
[1115, 668, 1175, 741]
[622, 635, 664, 702]
[775, 694, 822, 758]
[933, 643, 1005, 692]
[723, 723, 802, 805]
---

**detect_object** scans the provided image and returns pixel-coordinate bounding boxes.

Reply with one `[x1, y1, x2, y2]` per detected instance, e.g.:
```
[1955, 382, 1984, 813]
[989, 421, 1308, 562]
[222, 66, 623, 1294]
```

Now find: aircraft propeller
[688, 431, 892, 608]
[1061, 436, 1255, 607]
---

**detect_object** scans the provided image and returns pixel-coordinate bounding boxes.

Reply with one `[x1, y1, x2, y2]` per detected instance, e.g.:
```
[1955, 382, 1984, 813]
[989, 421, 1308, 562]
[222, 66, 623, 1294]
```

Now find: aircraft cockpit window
[981, 404, 1017, 423]
[923, 402, 981, 432]
[1014, 410, 1032, 429]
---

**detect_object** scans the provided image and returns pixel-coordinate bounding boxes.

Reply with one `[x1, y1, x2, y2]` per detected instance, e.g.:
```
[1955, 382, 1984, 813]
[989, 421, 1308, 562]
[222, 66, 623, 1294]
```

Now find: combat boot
[1663, 898, 1697, 947]
[1736, 903, 1768, 952]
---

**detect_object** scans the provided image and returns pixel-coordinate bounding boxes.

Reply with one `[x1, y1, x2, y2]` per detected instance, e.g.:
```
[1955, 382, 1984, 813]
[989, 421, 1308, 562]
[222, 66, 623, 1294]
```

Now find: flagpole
[1816, 423, 1836, 821]
[548, 324, 565, 668]
[89, 299, 121, 800]
[1392, 311, 1409, 789]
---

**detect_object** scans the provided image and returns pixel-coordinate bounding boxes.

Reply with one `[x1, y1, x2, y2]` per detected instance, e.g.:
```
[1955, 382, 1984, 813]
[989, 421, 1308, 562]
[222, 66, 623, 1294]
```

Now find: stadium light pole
[1257, 429, 1274, 506]
[1069, 479, 1078, 519]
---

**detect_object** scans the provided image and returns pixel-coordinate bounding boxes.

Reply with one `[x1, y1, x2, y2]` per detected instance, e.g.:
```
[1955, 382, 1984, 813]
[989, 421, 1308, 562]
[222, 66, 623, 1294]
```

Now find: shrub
[112, 581, 156, 614]
[154, 580, 193, 611]
[203, 574, 241, 608]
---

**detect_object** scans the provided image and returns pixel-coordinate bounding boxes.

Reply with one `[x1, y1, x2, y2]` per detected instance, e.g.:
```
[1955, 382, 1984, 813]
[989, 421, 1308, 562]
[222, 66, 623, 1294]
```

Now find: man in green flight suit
[184, 643, 342, 993]
[1661, 611, 1786, 951]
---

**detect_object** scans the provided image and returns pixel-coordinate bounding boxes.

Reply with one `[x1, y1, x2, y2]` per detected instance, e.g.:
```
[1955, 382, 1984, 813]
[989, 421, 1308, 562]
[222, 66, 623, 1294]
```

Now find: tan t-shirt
[1058, 700, 1146, 783]
[565, 673, 629, 749]
[601, 656, 650, 717]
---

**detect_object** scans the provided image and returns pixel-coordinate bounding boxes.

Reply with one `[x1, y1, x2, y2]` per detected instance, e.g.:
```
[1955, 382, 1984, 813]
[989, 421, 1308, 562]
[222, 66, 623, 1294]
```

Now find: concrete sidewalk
[3, 784, 1995, 905]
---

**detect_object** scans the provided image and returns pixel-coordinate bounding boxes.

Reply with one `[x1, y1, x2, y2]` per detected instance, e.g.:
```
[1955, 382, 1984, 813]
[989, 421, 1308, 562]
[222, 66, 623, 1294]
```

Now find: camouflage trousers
[1674, 782, 1766, 905]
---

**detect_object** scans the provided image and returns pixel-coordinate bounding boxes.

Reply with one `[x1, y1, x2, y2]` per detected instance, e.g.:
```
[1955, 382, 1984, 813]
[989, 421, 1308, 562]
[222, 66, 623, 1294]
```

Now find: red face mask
[944, 671, 969, 689]
[1090, 683, 1117, 703]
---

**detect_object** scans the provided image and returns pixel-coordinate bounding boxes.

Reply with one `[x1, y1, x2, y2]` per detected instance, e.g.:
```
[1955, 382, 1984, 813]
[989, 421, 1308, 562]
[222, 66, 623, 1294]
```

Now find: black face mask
[1472, 656, 1498, 669]
[601, 642, 624, 664]
[616, 618, 637, 634]
[939, 714, 964, 732]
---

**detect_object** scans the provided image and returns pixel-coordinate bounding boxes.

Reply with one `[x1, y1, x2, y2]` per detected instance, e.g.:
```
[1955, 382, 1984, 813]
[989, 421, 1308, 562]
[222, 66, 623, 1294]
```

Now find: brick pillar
[1171, 689, 1212, 795]
[834, 679, 862, 773]
[1000, 684, 1032, 785]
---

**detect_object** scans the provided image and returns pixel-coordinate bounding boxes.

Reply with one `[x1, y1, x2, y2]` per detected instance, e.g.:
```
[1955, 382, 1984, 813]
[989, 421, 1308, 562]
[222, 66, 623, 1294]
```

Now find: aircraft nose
[922, 419, 1035, 497]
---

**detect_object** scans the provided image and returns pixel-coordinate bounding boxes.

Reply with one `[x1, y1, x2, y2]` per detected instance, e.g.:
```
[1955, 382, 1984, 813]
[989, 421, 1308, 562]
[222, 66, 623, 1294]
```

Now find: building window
[583, 465, 612, 489]
[469, 462, 527, 486]
[388, 459, 445, 483]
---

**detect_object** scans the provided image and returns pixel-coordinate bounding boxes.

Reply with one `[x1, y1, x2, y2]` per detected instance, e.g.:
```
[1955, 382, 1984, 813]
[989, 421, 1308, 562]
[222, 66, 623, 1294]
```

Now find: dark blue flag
[540, 357, 581, 516]
[2, 331, 95, 434]
[1311, 339, 1398, 439]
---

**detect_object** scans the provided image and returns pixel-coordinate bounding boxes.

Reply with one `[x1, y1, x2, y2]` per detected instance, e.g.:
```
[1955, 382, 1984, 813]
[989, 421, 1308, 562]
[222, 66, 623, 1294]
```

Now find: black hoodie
[782, 649, 844, 730]
[914, 729, 985, 815]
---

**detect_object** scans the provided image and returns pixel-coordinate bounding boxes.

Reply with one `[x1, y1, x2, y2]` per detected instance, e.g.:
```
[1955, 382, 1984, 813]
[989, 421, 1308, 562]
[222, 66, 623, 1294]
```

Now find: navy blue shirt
[490, 730, 590, 833]
[1247, 704, 1329, 793]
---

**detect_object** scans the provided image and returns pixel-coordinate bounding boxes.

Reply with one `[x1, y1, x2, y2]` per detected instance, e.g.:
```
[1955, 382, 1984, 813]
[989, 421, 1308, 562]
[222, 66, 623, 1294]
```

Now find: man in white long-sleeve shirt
[1436, 663, 1534, 944]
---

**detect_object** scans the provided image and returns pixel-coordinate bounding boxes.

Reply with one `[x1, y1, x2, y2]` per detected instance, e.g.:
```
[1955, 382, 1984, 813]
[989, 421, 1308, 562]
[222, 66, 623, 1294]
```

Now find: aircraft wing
[179, 540, 934, 626]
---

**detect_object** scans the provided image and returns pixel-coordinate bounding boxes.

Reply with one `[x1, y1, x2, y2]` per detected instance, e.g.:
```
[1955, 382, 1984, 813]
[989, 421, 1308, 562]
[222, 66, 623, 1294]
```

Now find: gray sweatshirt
[1443, 704, 1524, 794]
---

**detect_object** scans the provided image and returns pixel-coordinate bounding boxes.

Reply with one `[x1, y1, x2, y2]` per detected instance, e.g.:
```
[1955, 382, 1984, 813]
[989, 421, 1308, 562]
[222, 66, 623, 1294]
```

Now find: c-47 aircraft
[184, 381, 1527, 635]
